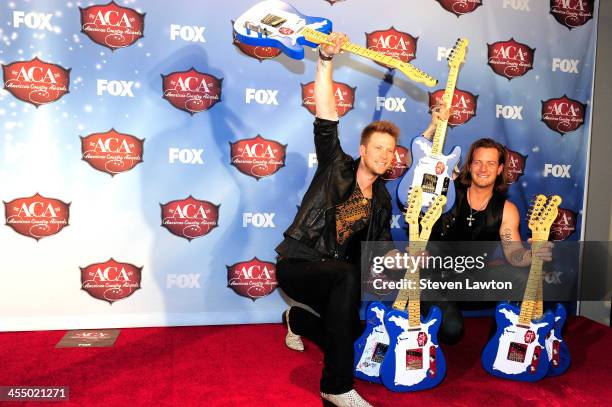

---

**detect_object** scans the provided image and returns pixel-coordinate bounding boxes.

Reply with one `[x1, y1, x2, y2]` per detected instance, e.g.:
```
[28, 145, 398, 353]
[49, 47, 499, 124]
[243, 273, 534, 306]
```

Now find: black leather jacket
[276, 118, 393, 261]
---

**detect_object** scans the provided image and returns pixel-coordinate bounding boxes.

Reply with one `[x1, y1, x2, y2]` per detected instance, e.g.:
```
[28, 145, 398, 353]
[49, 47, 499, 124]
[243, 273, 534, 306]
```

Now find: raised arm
[315, 33, 347, 120]
[422, 103, 451, 141]
[313, 33, 348, 166]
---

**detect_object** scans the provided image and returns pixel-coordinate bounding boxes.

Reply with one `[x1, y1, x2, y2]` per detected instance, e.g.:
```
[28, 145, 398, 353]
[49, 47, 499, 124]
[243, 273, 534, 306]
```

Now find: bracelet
[318, 47, 333, 61]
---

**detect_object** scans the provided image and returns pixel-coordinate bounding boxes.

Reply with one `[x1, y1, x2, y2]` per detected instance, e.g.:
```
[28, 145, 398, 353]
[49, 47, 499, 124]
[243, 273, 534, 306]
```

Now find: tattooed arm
[500, 201, 554, 266]
[500, 201, 533, 267]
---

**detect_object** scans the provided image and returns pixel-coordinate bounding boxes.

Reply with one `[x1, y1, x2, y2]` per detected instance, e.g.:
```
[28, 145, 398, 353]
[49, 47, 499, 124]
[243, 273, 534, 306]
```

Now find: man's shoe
[320, 389, 373, 407]
[283, 308, 304, 352]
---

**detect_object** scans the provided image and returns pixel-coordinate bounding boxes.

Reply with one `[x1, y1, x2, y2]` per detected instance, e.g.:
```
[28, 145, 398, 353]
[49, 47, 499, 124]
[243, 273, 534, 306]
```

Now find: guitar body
[233, 0, 332, 59]
[354, 302, 390, 383]
[545, 303, 570, 376]
[481, 303, 554, 382]
[396, 136, 461, 212]
[379, 306, 446, 392]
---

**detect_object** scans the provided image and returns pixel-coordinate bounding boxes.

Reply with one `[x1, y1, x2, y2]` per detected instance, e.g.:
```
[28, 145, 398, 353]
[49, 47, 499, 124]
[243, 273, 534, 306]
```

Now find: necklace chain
[467, 188, 493, 227]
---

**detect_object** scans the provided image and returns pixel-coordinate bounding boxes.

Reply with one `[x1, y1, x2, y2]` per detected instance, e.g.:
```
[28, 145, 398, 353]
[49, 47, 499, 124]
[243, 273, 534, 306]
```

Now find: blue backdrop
[0, 0, 598, 330]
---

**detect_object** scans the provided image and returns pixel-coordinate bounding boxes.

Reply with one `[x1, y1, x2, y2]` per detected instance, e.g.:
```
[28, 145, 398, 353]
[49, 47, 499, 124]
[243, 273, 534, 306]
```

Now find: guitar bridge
[244, 21, 271, 37]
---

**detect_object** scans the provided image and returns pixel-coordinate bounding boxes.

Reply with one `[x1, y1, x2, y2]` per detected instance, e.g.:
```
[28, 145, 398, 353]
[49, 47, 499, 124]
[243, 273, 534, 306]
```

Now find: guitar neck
[301, 28, 436, 87]
[431, 66, 459, 156]
[392, 242, 425, 328]
[391, 268, 421, 329]
[407, 271, 421, 328]
[535, 276, 544, 317]
[519, 240, 547, 325]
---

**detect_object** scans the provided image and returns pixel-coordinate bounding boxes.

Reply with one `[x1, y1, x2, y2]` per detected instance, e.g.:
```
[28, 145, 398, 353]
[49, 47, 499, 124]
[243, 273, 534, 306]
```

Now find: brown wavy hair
[458, 138, 508, 193]
[360, 121, 400, 146]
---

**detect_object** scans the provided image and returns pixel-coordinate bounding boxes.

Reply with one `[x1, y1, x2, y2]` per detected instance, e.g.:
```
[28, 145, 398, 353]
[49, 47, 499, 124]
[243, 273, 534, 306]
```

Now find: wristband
[318, 47, 334, 61]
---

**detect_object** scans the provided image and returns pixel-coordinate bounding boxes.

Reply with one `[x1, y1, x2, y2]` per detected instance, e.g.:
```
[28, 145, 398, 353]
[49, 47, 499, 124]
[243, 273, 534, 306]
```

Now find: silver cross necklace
[466, 187, 493, 227]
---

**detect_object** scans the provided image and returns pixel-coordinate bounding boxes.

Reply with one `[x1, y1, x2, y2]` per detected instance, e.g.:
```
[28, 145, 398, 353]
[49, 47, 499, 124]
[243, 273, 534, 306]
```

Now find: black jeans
[276, 258, 363, 394]
[421, 264, 530, 344]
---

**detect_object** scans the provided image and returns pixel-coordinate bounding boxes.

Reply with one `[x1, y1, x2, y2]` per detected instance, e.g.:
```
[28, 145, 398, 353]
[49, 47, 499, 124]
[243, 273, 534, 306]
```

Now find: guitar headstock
[447, 38, 469, 70]
[396, 62, 438, 87]
[404, 186, 423, 227]
[419, 194, 446, 240]
[528, 194, 562, 239]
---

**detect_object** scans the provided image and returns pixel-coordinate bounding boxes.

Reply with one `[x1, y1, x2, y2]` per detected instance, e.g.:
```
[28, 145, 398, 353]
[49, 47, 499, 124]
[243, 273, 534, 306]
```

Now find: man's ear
[359, 144, 366, 158]
[497, 163, 504, 176]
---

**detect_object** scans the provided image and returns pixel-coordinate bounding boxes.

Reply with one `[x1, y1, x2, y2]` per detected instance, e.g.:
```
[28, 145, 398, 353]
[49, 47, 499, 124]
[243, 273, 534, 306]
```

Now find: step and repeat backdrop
[0, 0, 598, 330]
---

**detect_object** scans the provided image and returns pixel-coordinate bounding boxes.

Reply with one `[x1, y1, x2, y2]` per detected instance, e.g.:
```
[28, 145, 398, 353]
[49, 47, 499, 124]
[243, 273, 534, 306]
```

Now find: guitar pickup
[261, 13, 287, 27]
[421, 174, 437, 194]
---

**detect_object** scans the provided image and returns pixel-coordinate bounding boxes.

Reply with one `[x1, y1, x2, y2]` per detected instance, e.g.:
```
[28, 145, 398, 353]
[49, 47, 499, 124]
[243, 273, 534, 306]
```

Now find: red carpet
[0, 317, 610, 406]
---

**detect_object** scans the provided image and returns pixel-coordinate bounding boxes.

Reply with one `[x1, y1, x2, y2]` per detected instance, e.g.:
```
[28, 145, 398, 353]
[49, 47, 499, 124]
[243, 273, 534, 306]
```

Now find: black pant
[276, 258, 362, 394]
[421, 301, 465, 345]
[421, 264, 530, 344]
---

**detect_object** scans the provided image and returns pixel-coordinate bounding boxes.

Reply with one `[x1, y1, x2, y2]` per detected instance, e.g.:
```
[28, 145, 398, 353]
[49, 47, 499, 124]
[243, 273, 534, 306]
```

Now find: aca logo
[80, 129, 144, 176]
[550, 208, 577, 240]
[550, 0, 594, 29]
[503, 147, 527, 184]
[160, 196, 220, 241]
[161, 68, 222, 114]
[365, 27, 417, 69]
[302, 81, 355, 117]
[541, 95, 586, 135]
[4, 193, 70, 241]
[435, 0, 483, 16]
[2, 58, 70, 107]
[231, 27, 281, 61]
[227, 257, 278, 300]
[230, 135, 286, 180]
[382, 145, 411, 181]
[428, 88, 478, 126]
[487, 38, 535, 80]
[80, 1, 145, 50]
[80, 259, 142, 304]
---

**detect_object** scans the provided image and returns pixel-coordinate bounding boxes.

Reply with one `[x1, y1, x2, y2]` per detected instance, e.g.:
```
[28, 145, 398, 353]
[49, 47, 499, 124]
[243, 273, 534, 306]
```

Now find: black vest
[432, 180, 506, 242]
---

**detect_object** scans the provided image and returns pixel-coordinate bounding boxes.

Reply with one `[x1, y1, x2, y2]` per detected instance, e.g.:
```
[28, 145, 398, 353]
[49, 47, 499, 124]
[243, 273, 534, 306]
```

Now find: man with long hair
[422, 129, 553, 343]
